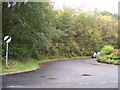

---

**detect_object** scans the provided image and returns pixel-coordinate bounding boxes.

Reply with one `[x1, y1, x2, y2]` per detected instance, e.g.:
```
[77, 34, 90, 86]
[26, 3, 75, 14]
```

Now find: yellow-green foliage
[97, 45, 119, 65]
[101, 45, 114, 56]
[2, 3, 118, 60]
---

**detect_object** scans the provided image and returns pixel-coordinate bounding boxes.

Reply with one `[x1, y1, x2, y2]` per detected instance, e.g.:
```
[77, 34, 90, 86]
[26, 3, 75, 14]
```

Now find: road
[2, 58, 118, 88]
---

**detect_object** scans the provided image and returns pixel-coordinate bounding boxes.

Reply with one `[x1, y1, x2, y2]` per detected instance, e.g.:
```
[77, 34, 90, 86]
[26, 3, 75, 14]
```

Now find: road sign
[4, 36, 11, 43]
[4, 36, 12, 66]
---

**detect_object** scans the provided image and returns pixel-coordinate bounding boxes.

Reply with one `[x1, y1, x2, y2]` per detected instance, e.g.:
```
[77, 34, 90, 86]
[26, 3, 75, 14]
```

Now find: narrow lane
[2, 58, 118, 88]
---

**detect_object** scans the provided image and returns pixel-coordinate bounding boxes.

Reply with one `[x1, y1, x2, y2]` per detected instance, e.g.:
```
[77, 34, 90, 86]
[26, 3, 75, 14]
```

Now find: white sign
[4, 36, 11, 43]
[4, 36, 12, 66]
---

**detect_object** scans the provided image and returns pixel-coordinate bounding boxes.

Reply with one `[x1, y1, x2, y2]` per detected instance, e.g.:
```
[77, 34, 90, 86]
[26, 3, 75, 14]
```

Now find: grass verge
[1, 59, 50, 74]
[1, 56, 89, 74]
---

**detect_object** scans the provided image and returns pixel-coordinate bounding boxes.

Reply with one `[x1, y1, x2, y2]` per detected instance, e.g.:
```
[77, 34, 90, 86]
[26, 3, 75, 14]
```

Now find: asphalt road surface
[2, 58, 118, 88]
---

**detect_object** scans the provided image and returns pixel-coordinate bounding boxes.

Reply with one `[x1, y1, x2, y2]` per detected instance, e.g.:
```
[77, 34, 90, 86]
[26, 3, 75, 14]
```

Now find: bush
[97, 55, 120, 65]
[106, 55, 120, 60]
[97, 55, 107, 62]
[9, 45, 31, 60]
[97, 45, 119, 65]
[101, 45, 114, 56]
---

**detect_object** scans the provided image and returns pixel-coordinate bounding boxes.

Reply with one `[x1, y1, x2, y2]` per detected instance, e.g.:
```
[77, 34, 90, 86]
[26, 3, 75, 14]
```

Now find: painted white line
[7, 85, 22, 88]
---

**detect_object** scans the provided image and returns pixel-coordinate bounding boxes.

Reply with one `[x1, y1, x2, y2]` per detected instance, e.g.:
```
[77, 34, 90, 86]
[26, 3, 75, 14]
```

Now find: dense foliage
[97, 45, 120, 65]
[100, 45, 114, 56]
[2, 2, 118, 60]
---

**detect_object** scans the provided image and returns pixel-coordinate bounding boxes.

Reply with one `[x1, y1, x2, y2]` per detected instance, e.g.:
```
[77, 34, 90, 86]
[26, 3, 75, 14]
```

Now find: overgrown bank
[2, 59, 48, 74]
[97, 45, 120, 65]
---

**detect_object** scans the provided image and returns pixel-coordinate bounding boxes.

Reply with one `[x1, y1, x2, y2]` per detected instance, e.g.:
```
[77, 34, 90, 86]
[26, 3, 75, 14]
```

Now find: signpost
[4, 36, 11, 66]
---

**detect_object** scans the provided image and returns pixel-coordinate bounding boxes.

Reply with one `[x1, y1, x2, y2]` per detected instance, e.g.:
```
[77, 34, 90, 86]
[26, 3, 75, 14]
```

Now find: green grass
[1, 59, 50, 73]
[1, 56, 89, 74]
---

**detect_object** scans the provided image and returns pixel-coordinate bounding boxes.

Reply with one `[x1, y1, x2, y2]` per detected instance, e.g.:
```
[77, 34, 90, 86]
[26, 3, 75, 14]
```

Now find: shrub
[9, 45, 31, 60]
[106, 55, 120, 60]
[97, 55, 120, 65]
[100, 45, 114, 56]
[97, 55, 107, 62]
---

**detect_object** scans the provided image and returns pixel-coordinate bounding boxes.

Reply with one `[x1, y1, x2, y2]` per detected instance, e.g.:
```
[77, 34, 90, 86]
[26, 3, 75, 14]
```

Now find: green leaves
[2, 2, 118, 60]
[101, 45, 114, 56]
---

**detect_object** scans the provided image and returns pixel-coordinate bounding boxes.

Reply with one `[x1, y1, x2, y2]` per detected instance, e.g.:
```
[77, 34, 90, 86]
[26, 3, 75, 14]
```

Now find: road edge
[85, 59, 118, 67]
[1, 57, 90, 76]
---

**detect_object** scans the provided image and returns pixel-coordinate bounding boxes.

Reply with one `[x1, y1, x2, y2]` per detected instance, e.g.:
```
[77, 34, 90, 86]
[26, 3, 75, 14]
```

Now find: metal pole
[6, 43, 8, 66]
